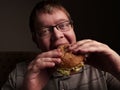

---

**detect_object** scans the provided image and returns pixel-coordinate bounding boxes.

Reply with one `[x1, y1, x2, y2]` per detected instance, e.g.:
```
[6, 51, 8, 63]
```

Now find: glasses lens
[37, 27, 50, 36]
[37, 21, 72, 38]
[57, 21, 71, 31]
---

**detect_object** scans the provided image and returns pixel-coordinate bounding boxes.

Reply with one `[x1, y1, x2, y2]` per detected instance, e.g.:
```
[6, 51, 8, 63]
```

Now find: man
[2, 0, 120, 90]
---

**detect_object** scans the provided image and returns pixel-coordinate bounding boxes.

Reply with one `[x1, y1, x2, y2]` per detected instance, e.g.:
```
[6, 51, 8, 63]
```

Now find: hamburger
[56, 44, 85, 75]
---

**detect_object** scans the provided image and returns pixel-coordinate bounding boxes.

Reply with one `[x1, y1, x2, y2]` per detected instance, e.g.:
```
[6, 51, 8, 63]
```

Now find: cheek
[65, 30, 76, 44]
[37, 38, 51, 51]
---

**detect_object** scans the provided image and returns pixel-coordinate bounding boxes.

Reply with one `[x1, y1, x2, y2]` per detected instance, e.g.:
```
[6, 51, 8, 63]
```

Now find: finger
[43, 58, 61, 64]
[28, 58, 61, 72]
[76, 41, 103, 52]
[74, 40, 109, 54]
[68, 39, 93, 50]
[37, 49, 62, 58]
[68, 39, 104, 55]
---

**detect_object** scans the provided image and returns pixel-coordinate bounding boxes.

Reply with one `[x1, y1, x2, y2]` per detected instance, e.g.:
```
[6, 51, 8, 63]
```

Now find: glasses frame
[36, 20, 73, 38]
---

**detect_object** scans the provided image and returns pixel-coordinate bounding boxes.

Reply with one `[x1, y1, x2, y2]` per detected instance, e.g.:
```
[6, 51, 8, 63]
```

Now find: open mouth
[57, 43, 69, 48]
[52, 43, 70, 49]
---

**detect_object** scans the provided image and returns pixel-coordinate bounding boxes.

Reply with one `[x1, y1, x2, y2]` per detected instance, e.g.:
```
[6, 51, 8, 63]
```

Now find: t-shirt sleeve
[105, 72, 120, 90]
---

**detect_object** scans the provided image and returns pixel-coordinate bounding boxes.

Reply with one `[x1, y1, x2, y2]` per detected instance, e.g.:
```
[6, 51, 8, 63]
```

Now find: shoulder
[11, 61, 28, 77]
[1, 61, 28, 89]
[7, 61, 28, 84]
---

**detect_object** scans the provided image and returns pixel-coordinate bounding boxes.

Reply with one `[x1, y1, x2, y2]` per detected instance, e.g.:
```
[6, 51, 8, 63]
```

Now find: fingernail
[57, 59, 61, 63]
[57, 49, 62, 56]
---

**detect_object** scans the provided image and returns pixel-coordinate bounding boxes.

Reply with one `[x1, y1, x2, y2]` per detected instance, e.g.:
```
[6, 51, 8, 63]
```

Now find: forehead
[36, 10, 69, 26]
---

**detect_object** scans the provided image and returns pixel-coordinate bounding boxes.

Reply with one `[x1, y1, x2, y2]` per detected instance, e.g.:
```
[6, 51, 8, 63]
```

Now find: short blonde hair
[29, 0, 71, 33]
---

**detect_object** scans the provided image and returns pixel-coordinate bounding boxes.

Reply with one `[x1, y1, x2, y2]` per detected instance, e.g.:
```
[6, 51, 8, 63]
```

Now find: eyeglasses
[36, 21, 73, 38]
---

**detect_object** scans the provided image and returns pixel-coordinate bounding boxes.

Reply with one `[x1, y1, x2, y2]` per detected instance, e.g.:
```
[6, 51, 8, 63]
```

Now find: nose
[52, 27, 64, 39]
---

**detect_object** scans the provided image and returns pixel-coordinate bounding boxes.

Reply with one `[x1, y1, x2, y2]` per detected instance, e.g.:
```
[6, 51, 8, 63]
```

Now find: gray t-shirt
[1, 61, 120, 90]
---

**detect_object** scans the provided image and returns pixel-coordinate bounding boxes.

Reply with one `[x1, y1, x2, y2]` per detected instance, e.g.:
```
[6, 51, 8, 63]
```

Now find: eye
[42, 28, 49, 33]
[38, 28, 50, 36]
[58, 22, 70, 30]
[58, 23, 66, 29]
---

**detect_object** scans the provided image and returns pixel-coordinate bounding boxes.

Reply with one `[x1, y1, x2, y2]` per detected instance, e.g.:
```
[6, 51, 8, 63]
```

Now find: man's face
[34, 10, 76, 51]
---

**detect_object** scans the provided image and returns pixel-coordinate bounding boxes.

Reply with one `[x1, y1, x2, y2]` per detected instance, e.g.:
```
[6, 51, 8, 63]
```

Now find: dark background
[62, 0, 119, 54]
[0, 0, 119, 54]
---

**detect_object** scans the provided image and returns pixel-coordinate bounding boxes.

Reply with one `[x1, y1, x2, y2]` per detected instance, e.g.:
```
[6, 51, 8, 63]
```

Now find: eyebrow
[40, 19, 70, 28]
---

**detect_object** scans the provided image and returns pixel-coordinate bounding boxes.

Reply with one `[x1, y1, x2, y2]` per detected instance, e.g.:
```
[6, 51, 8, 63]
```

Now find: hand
[22, 49, 62, 90]
[69, 39, 120, 78]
